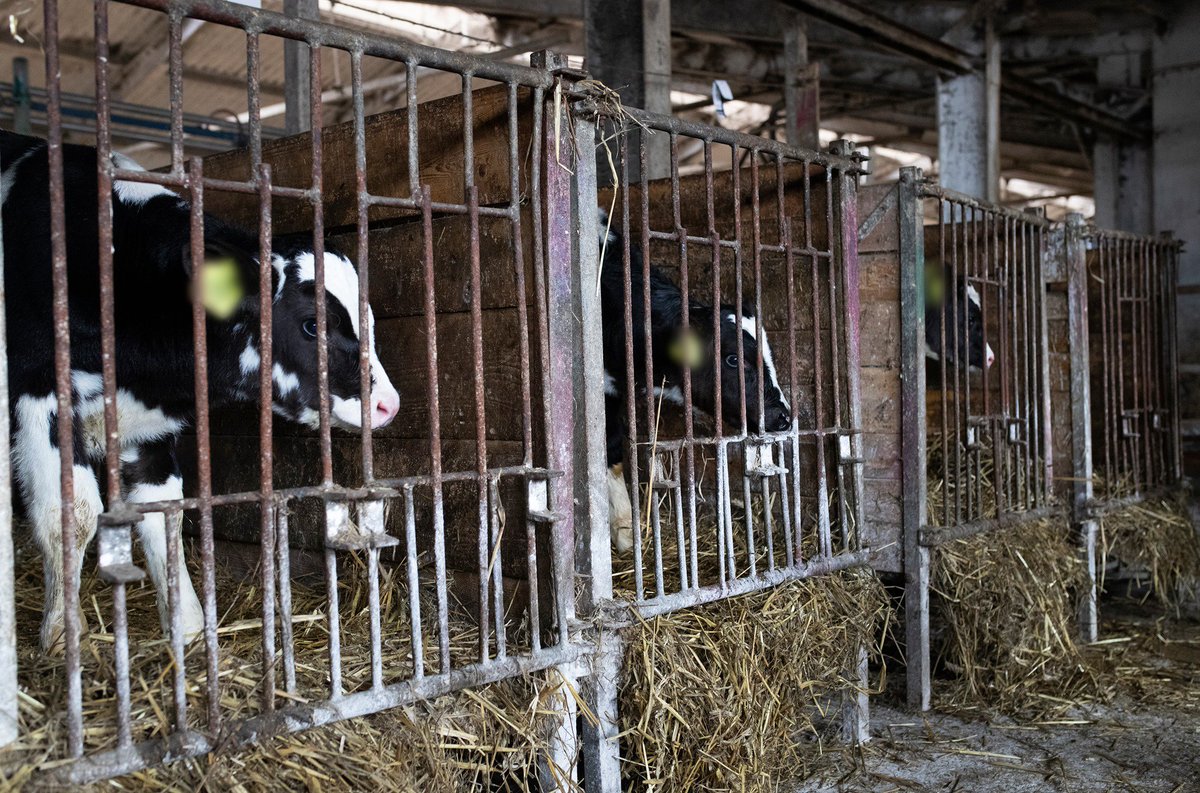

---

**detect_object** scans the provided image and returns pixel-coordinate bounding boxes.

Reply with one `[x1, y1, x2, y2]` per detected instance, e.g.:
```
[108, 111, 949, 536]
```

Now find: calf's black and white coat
[597, 212, 792, 551]
[2, 131, 399, 652]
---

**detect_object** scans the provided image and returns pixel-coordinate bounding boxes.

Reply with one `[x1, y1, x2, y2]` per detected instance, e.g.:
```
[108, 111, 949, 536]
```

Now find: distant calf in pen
[598, 210, 792, 550]
[923, 261, 995, 376]
[1, 131, 400, 652]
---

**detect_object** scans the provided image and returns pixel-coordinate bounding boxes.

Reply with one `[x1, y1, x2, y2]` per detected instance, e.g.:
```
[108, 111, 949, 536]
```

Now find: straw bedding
[1097, 483, 1200, 611]
[929, 516, 1100, 717]
[1, 539, 565, 792]
[611, 484, 891, 793]
[925, 436, 1100, 716]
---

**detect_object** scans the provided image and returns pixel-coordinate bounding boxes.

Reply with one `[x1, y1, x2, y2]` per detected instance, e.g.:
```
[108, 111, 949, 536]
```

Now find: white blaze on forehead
[727, 313, 790, 410]
[110, 151, 176, 206]
[965, 283, 982, 308]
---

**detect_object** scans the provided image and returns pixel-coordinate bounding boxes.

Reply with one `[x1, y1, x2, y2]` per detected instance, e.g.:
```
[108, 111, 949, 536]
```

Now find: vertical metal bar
[256, 161, 277, 711]
[1038, 225, 1054, 506]
[420, 185, 451, 674]
[899, 169, 930, 711]
[466, 180, 492, 664]
[351, 51, 375, 480]
[621, 131, 645, 601]
[165, 10, 184, 175]
[938, 201, 949, 529]
[93, 0, 135, 747]
[667, 133, 695, 591]
[187, 158, 220, 731]
[403, 486, 425, 677]
[42, 0, 84, 756]
[276, 504, 297, 693]
[824, 156, 848, 542]
[704, 141, 727, 584]
[508, 83, 535, 468]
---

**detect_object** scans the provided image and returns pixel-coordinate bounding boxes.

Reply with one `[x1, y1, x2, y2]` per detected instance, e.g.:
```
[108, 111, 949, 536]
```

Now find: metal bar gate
[896, 167, 1055, 710]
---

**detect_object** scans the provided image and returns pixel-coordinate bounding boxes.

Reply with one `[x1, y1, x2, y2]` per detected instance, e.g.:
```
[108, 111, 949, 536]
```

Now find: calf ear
[185, 237, 262, 320]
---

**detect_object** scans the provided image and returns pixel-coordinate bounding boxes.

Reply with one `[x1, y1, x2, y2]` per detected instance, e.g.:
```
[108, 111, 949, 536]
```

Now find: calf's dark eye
[725, 354, 739, 369]
[302, 319, 318, 338]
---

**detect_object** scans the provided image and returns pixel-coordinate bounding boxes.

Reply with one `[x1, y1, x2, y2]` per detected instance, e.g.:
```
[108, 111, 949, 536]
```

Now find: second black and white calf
[3, 131, 399, 652]
[598, 211, 792, 550]
[923, 260, 995, 376]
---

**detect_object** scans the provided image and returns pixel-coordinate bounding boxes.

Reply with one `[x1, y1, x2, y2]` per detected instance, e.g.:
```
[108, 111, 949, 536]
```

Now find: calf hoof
[611, 523, 634, 554]
[160, 593, 207, 648]
[40, 607, 89, 657]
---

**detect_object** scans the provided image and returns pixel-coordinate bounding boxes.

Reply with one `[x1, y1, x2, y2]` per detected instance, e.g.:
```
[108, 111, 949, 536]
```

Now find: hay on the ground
[2, 540, 564, 792]
[610, 473, 890, 792]
[930, 516, 1101, 717]
[618, 570, 890, 792]
[1098, 485, 1200, 611]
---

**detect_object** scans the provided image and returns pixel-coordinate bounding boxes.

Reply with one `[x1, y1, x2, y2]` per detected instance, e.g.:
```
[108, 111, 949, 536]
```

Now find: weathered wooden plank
[202, 85, 534, 233]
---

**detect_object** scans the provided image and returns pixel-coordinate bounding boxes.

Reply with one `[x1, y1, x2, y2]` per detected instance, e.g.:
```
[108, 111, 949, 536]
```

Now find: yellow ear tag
[668, 329, 705, 369]
[200, 257, 244, 320]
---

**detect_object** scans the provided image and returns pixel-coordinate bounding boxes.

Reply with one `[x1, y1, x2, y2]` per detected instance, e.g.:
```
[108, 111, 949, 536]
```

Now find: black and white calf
[923, 261, 995, 377]
[2, 131, 400, 652]
[598, 211, 792, 551]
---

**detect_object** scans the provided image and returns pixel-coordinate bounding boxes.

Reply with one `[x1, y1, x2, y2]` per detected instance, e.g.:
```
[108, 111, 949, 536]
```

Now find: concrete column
[283, 0, 319, 135]
[936, 21, 999, 201]
[585, 0, 672, 180]
[783, 19, 820, 151]
[1094, 52, 1152, 233]
[1153, 4, 1200, 466]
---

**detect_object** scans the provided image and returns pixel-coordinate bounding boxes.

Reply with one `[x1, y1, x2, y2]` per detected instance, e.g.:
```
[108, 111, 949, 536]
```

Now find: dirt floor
[798, 600, 1200, 793]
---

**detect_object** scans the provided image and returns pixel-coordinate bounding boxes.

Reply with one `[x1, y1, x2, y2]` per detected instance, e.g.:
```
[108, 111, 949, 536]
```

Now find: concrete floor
[798, 603, 1200, 792]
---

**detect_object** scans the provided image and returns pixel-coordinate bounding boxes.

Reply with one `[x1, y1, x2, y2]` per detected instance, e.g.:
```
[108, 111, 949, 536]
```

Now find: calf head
[664, 306, 792, 434]
[924, 262, 995, 372]
[200, 236, 400, 430]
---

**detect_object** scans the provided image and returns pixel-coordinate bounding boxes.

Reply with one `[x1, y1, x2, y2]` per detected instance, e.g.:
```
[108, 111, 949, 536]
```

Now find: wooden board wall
[856, 183, 904, 573]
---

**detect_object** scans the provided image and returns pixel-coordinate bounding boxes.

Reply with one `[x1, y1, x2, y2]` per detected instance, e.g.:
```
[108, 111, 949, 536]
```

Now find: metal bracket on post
[324, 489, 399, 551]
[97, 522, 146, 585]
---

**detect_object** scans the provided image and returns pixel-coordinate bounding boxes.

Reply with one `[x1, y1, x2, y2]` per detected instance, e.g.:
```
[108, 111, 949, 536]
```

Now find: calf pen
[0, 1, 877, 789]
[1051, 216, 1186, 639]
[858, 168, 1059, 710]
[861, 168, 1187, 712]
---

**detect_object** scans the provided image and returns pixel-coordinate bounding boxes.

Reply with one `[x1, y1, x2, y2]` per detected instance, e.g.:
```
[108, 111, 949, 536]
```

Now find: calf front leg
[122, 438, 204, 645]
[605, 392, 634, 553]
[13, 395, 101, 654]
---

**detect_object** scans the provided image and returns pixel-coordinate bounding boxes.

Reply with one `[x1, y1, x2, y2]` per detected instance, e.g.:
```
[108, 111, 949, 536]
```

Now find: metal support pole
[936, 21, 998, 202]
[283, 0, 318, 134]
[584, 0, 671, 181]
[538, 50, 581, 790]
[898, 167, 930, 710]
[12, 57, 30, 135]
[783, 20, 820, 151]
[571, 110, 623, 792]
[1065, 213, 1098, 642]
